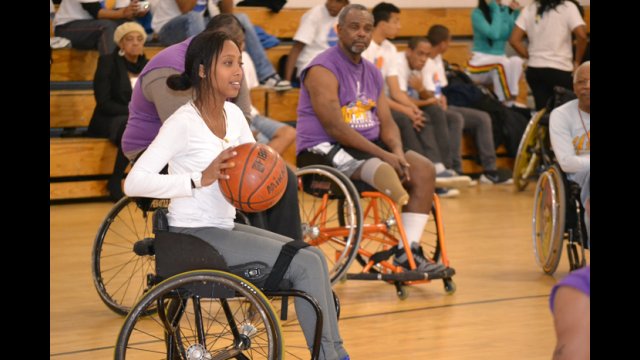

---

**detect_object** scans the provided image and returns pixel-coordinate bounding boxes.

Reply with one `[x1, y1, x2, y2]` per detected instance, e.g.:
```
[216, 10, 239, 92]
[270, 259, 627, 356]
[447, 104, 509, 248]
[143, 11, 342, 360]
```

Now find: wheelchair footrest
[346, 267, 455, 282]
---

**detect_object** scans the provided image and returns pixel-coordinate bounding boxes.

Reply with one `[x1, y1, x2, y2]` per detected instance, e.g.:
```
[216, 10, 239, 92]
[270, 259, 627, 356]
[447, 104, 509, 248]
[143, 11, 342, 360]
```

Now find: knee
[409, 153, 435, 180]
[275, 125, 296, 143]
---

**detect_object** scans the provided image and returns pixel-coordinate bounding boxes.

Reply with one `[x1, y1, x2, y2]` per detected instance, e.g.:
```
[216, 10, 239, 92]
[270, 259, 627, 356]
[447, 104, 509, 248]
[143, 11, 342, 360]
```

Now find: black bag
[237, 0, 287, 13]
[471, 95, 529, 157]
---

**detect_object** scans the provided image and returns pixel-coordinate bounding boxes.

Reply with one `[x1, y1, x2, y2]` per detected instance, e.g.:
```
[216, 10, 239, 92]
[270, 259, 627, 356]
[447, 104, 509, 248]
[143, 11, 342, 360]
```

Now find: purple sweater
[121, 37, 192, 156]
[296, 45, 384, 154]
[549, 265, 590, 312]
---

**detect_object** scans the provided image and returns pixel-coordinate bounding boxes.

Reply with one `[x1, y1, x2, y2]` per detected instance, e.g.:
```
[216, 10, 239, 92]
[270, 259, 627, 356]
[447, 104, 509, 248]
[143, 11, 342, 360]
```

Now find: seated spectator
[53, 0, 149, 55]
[241, 50, 296, 157]
[468, 0, 525, 106]
[150, 0, 207, 46]
[549, 61, 590, 239]
[425, 25, 512, 184]
[363, 3, 470, 196]
[87, 22, 148, 201]
[296, 4, 445, 273]
[123, 31, 349, 360]
[122, 13, 302, 243]
[284, 0, 350, 85]
[208, 0, 292, 90]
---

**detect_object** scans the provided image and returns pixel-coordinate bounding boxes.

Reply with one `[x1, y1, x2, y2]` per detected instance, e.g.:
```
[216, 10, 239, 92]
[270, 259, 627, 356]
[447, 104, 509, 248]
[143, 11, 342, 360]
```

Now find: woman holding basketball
[124, 31, 349, 360]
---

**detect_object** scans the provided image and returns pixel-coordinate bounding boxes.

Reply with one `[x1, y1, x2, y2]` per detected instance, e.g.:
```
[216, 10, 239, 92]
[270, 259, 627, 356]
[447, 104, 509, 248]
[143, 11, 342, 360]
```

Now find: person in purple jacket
[295, 4, 444, 274]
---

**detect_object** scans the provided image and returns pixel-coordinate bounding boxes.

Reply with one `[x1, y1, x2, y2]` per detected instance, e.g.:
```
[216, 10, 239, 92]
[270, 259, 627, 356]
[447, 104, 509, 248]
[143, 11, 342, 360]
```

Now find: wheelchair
[512, 87, 577, 191]
[296, 164, 456, 300]
[532, 163, 589, 275]
[114, 209, 328, 360]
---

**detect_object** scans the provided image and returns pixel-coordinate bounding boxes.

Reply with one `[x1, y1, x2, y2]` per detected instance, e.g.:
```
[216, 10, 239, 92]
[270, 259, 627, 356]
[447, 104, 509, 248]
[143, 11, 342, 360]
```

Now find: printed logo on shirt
[341, 94, 377, 130]
[373, 57, 384, 70]
[573, 132, 590, 155]
[327, 25, 338, 47]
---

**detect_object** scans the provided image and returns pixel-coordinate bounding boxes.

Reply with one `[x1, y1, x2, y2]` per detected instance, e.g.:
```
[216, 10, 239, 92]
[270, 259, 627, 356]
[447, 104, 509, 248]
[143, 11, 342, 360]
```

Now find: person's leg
[172, 224, 348, 360]
[107, 115, 129, 201]
[421, 105, 453, 169]
[449, 106, 497, 172]
[507, 56, 525, 100]
[233, 12, 277, 82]
[54, 19, 119, 55]
[158, 13, 205, 46]
[526, 67, 552, 111]
[390, 109, 434, 160]
[443, 109, 465, 174]
[251, 115, 296, 155]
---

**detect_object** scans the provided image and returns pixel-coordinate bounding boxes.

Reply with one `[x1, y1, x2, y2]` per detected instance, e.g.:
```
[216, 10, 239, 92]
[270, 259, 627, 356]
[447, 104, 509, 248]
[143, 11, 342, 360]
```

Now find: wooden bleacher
[50, 6, 589, 200]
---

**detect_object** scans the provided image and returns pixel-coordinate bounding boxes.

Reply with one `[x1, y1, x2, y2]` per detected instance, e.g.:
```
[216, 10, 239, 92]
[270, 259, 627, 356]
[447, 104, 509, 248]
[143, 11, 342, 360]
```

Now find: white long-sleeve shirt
[549, 99, 590, 178]
[125, 101, 255, 229]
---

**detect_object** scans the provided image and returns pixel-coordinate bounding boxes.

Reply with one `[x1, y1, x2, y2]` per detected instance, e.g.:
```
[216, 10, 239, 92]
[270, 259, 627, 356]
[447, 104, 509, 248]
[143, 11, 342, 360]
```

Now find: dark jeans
[526, 67, 573, 111]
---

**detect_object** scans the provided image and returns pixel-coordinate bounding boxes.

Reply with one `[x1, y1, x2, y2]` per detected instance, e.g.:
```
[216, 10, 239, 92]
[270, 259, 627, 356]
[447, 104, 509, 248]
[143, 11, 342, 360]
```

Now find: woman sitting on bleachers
[87, 22, 148, 201]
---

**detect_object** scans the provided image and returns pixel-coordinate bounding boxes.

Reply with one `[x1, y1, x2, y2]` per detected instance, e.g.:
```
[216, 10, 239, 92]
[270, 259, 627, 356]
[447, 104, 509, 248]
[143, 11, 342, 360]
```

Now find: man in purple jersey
[295, 4, 444, 273]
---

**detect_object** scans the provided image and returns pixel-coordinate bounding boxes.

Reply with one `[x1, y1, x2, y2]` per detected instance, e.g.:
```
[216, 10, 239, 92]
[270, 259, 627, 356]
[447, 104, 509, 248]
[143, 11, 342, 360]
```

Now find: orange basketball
[219, 143, 288, 213]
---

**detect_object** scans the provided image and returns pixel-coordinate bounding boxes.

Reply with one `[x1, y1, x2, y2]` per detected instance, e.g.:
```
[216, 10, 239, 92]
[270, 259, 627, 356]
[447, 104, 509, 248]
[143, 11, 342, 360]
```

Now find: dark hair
[477, 0, 493, 46]
[408, 36, 430, 50]
[372, 2, 400, 27]
[167, 31, 239, 104]
[338, 3, 369, 27]
[426, 25, 450, 46]
[537, 0, 584, 18]
[205, 13, 244, 33]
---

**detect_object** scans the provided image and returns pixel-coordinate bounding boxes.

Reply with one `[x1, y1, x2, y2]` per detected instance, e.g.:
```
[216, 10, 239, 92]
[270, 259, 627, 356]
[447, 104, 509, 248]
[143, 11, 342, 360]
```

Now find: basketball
[219, 143, 288, 213]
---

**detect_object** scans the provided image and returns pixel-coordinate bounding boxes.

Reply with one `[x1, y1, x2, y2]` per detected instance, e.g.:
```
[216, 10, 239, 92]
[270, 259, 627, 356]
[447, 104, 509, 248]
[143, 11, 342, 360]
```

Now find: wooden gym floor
[51, 184, 582, 359]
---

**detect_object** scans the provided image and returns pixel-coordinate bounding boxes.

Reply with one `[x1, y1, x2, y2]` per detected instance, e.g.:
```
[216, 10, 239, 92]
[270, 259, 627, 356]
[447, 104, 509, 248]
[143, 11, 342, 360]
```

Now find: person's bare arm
[175, 0, 197, 14]
[218, 0, 234, 14]
[285, 41, 305, 82]
[142, 68, 192, 122]
[572, 25, 588, 69]
[376, 93, 410, 178]
[304, 66, 389, 159]
[509, 26, 529, 59]
[386, 96, 425, 131]
[552, 287, 590, 360]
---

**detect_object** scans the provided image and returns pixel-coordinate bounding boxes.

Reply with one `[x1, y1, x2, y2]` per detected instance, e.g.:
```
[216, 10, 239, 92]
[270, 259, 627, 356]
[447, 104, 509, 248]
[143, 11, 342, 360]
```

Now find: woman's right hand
[201, 147, 237, 187]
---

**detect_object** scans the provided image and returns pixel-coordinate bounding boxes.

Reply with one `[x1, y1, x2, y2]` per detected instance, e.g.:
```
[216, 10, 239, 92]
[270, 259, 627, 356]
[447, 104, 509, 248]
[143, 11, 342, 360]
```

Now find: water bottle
[434, 73, 442, 100]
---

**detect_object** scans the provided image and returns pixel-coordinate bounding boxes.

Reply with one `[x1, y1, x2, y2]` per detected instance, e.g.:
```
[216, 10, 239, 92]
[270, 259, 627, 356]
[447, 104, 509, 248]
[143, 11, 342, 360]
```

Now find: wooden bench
[50, 138, 117, 200]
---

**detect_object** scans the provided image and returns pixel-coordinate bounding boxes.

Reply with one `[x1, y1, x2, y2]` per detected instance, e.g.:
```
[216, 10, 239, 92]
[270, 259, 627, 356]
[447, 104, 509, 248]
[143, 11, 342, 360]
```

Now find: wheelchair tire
[296, 165, 363, 285]
[532, 165, 566, 275]
[115, 270, 283, 359]
[513, 109, 546, 191]
[91, 196, 167, 316]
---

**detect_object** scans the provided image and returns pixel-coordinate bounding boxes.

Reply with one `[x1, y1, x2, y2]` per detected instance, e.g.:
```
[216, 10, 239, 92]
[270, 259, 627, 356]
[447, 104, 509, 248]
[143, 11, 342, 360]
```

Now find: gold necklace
[192, 102, 228, 143]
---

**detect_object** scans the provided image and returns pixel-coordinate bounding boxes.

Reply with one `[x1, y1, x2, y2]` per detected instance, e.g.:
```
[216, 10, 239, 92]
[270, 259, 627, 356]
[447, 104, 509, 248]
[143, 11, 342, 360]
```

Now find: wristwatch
[190, 172, 202, 189]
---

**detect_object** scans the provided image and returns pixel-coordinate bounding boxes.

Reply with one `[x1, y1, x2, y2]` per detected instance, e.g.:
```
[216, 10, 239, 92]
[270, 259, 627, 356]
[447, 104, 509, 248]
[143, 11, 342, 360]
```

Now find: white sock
[399, 212, 429, 249]
[434, 163, 446, 174]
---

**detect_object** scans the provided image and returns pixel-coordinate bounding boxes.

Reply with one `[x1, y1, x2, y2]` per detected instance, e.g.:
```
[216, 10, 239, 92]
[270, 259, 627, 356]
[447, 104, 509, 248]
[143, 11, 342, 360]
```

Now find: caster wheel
[444, 278, 456, 295]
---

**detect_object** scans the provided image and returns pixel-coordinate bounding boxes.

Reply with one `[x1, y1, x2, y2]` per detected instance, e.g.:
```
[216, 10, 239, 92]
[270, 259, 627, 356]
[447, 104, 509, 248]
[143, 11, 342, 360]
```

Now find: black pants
[526, 67, 573, 111]
[247, 167, 303, 242]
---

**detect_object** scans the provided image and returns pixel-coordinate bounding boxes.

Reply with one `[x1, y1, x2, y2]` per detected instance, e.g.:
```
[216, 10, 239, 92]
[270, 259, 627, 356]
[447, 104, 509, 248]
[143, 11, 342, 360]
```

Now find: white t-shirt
[361, 38, 399, 79]
[151, 0, 207, 34]
[514, 2, 585, 71]
[125, 101, 255, 229]
[293, 4, 339, 77]
[54, 0, 130, 27]
[549, 99, 590, 177]
[423, 54, 448, 92]
[241, 51, 260, 118]
[395, 51, 425, 99]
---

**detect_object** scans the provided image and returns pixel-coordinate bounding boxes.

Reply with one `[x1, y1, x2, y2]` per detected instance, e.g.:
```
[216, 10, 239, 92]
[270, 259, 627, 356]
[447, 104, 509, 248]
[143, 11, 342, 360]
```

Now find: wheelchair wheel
[91, 196, 168, 316]
[296, 165, 363, 285]
[532, 165, 566, 275]
[513, 109, 546, 191]
[115, 270, 283, 359]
